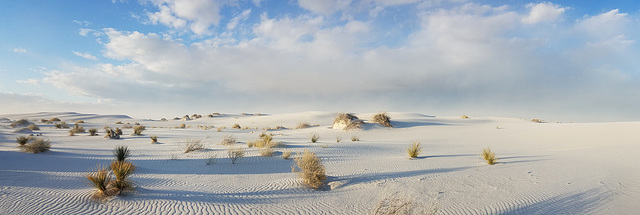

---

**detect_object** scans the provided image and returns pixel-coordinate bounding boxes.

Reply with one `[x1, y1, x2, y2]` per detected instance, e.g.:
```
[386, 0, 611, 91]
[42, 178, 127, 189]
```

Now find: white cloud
[16, 79, 40, 85]
[227, 9, 251, 30]
[79, 28, 93, 36]
[577, 9, 629, 40]
[521, 2, 566, 24]
[145, 0, 223, 35]
[72, 51, 98, 60]
[12, 48, 27, 53]
[73, 20, 91, 26]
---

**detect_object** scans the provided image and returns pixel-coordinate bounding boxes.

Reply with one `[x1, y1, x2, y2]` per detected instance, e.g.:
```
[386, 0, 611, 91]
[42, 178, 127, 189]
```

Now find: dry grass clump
[228, 147, 245, 164]
[531, 118, 544, 123]
[150, 135, 158, 143]
[406, 141, 422, 159]
[482, 148, 497, 165]
[292, 149, 326, 189]
[19, 137, 51, 153]
[121, 123, 133, 129]
[10, 119, 32, 128]
[88, 128, 98, 136]
[110, 161, 136, 193]
[27, 124, 40, 131]
[16, 136, 33, 146]
[104, 128, 121, 139]
[49, 117, 61, 123]
[461, 115, 470, 119]
[351, 136, 360, 141]
[372, 112, 392, 127]
[295, 122, 312, 129]
[180, 138, 205, 153]
[246, 140, 256, 148]
[176, 123, 186, 129]
[282, 150, 292, 160]
[85, 165, 113, 200]
[220, 135, 237, 145]
[332, 113, 364, 130]
[132, 125, 145, 136]
[113, 146, 131, 162]
[311, 133, 320, 143]
[372, 193, 438, 215]
[69, 124, 85, 136]
[76, 120, 85, 124]
[232, 124, 241, 129]
[336, 137, 342, 143]
[55, 122, 69, 129]
[259, 147, 275, 157]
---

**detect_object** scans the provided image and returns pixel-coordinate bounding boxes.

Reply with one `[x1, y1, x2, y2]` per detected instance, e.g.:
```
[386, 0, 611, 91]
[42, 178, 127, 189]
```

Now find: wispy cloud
[12, 47, 27, 53]
[72, 51, 98, 60]
[16, 79, 40, 85]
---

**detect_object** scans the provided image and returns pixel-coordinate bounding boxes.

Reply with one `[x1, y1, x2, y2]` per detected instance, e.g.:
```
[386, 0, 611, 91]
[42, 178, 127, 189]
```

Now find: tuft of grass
[372, 112, 393, 127]
[220, 135, 237, 145]
[333, 113, 364, 130]
[228, 147, 245, 164]
[292, 149, 326, 189]
[259, 147, 275, 157]
[70, 124, 85, 134]
[372, 193, 439, 215]
[76, 120, 85, 124]
[216, 128, 222, 132]
[113, 146, 131, 162]
[246, 140, 256, 148]
[336, 137, 342, 143]
[110, 161, 135, 193]
[282, 150, 292, 160]
[482, 148, 497, 165]
[531, 118, 544, 123]
[295, 122, 311, 129]
[41, 119, 49, 123]
[180, 138, 205, 153]
[28, 124, 40, 131]
[311, 133, 320, 143]
[85, 165, 113, 200]
[131, 125, 145, 136]
[176, 123, 186, 129]
[48, 117, 61, 123]
[461, 115, 470, 119]
[16, 136, 33, 146]
[20, 138, 51, 153]
[232, 124, 241, 129]
[150, 135, 158, 143]
[104, 128, 121, 139]
[351, 136, 360, 142]
[55, 122, 69, 129]
[406, 141, 422, 159]
[88, 128, 98, 136]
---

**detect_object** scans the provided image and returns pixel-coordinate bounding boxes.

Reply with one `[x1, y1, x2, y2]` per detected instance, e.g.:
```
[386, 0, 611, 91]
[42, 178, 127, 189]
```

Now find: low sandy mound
[331, 113, 364, 130]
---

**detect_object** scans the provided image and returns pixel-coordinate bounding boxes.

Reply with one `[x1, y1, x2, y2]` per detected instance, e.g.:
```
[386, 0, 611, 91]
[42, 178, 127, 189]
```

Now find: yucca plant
[406, 141, 422, 159]
[110, 161, 135, 193]
[482, 148, 497, 165]
[311, 133, 320, 143]
[113, 146, 131, 162]
[85, 165, 112, 200]
[16, 136, 32, 146]
[292, 149, 326, 189]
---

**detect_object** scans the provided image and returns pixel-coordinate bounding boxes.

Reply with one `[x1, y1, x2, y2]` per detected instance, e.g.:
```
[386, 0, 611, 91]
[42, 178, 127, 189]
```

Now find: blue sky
[1, 0, 639, 121]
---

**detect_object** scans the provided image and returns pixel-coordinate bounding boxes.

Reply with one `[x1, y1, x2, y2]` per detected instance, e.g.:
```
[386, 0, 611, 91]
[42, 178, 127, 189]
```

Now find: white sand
[0, 112, 638, 214]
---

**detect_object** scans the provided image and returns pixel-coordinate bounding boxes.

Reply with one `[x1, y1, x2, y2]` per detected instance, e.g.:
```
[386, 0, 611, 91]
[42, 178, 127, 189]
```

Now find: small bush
[372, 112, 392, 127]
[216, 128, 222, 132]
[295, 122, 311, 129]
[311, 133, 320, 143]
[336, 137, 342, 143]
[113, 146, 131, 162]
[41, 119, 49, 123]
[282, 150, 292, 160]
[150, 135, 158, 143]
[461, 115, 470, 119]
[246, 140, 256, 148]
[482, 148, 497, 165]
[406, 141, 422, 159]
[115, 121, 123, 124]
[228, 147, 245, 164]
[16, 136, 32, 146]
[351, 136, 360, 141]
[110, 161, 135, 193]
[70, 124, 85, 134]
[20, 138, 51, 153]
[55, 122, 69, 129]
[176, 123, 186, 129]
[292, 149, 326, 189]
[49, 117, 61, 123]
[76, 120, 85, 124]
[180, 138, 205, 153]
[121, 123, 133, 129]
[11, 119, 33, 128]
[531, 118, 544, 123]
[259, 147, 275, 157]
[372, 193, 439, 215]
[132, 125, 145, 136]
[104, 128, 121, 139]
[27, 124, 40, 131]
[88, 128, 98, 136]
[85, 165, 113, 200]
[232, 124, 241, 129]
[220, 135, 237, 145]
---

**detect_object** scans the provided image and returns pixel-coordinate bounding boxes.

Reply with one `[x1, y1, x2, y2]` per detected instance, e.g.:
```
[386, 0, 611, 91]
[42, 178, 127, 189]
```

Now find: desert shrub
[28, 124, 40, 131]
[216, 128, 222, 132]
[89, 128, 98, 136]
[115, 121, 123, 124]
[310, 133, 320, 143]
[332, 113, 364, 130]
[259, 147, 275, 157]
[110, 161, 135, 193]
[406, 141, 422, 159]
[282, 150, 292, 160]
[121, 123, 133, 129]
[49, 117, 61, 123]
[228, 147, 245, 164]
[180, 138, 205, 153]
[295, 122, 311, 129]
[113, 146, 131, 162]
[115, 128, 123, 135]
[372, 112, 393, 127]
[232, 124, 241, 129]
[292, 149, 326, 189]
[531, 118, 544, 123]
[246, 140, 256, 148]
[372, 193, 438, 215]
[176, 123, 186, 129]
[55, 122, 69, 129]
[461, 115, 470, 119]
[351, 136, 360, 141]
[20, 138, 51, 153]
[76, 120, 85, 124]
[10, 119, 32, 128]
[336, 137, 342, 143]
[150, 135, 158, 143]
[16, 136, 33, 146]
[40, 119, 48, 123]
[220, 135, 237, 145]
[70, 124, 85, 134]
[104, 128, 120, 139]
[85, 165, 113, 200]
[132, 125, 145, 136]
[482, 148, 497, 165]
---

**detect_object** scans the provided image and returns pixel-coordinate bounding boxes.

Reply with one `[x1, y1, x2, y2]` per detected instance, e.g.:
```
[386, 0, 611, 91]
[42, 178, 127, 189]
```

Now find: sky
[1, 0, 639, 122]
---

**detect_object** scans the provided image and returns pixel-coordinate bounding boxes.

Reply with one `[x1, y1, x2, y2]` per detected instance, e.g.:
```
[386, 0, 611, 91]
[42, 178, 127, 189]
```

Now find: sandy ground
[0, 112, 638, 214]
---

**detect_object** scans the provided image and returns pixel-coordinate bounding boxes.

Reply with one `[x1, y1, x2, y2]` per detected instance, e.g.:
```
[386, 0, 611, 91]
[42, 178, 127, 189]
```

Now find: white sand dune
[0, 112, 638, 214]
